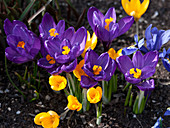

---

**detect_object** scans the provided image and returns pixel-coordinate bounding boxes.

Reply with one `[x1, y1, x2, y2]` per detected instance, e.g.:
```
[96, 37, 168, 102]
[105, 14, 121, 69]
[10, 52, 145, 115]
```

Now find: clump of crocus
[34, 110, 60, 128]
[108, 48, 122, 60]
[37, 27, 87, 74]
[73, 59, 88, 81]
[87, 7, 134, 51]
[49, 75, 67, 91]
[67, 95, 82, 111]
[117, 51, 158, 85]
[87, 86, 102, 103]
[39, 12, 65, 56]
[81, 31, 97, 58]
[4, 19, 41, 63]
[80, 49, 116, 88]
[121, 0, 150, 22]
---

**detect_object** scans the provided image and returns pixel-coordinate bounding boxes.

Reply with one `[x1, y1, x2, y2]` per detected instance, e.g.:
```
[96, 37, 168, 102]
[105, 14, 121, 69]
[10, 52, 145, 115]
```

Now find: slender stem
[136, 21, 139, 37]
[96, 102, 102, 125]
[5, 55, 26, 99]
[138, 90, 144, 111]
[66, 73, 75, 94]
[82, 88, 87, 112]
[67, 110, 75, 126]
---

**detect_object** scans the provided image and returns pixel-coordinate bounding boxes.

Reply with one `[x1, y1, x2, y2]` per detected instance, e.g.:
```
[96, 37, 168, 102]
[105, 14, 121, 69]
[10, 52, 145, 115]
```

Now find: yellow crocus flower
[121, 0, 150, 21]
[34, 110, 60, 128]
[108, 48, 122, 60]
[67, 95, 82, 111]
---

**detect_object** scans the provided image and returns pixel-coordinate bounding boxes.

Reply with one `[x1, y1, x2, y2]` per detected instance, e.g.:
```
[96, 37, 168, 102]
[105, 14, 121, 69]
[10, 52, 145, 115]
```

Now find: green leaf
[19, 0, 35, 21]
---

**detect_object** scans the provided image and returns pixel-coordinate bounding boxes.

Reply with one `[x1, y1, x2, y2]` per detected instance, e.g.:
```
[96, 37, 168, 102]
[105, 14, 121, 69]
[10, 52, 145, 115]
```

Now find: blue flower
[159, 48, 170, 72]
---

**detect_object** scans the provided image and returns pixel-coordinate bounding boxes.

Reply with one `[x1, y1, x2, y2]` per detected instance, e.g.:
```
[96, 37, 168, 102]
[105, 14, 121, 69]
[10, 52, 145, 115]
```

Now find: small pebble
[8, 107, 11, 111]
[152, 100, 156, 103]
[38, 102, 42, 105]
[151, 11, 159, 19]
[133, 114, 136, 118]
[0, 90, 3, 94]
[45, 95, 51, 101]
[35, 109, 40, 113]
[4, 89, 10, 93]
[16, 110, 21, 115]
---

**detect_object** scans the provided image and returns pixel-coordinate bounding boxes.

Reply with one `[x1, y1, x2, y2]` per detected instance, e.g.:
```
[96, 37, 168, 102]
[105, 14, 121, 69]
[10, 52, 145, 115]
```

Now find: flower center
[46, 54, 56, 64]
[166, 58, 170, 63]
[49, 28, 59, 37]
[93, 65, 102, 75]
[130, 11, 136, 16]
[17, 41, 25, 49]
[62, 46, 70, 55]
[105, 17, 113, 31]
[129, 68, 141, 79]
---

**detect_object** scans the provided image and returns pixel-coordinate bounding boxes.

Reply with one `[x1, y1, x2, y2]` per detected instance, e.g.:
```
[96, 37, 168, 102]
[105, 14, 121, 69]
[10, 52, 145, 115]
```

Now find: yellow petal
[96, 86, 102, 98]
[87, 31, 91, 42]
[34, 112, 47, 125]
[73, 59, 87, 81]
[91, 32, 98, 50]
[67, 95, 82, 111]
[140, 0, 150, 16]
[121, 0, 131, 15]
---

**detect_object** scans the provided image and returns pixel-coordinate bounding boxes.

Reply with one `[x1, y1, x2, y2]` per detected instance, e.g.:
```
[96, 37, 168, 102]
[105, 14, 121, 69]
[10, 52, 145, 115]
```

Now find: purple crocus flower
[80, 49, 116, 88]
[4, 19, 41, 64]
[37, 27, 87, 74]
[159, 48, 170, 72]
[87, 7, 134, 51]
[116, 51, 158, 84]
[39, 13, 65, 56]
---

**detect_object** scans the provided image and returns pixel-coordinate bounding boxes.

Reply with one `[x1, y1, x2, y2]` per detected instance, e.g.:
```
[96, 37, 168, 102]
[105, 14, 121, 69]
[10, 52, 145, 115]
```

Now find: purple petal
[6, 35, 20, 49]
[116, 55, 134, 74]
[55, 54, 70, 64]
[125, 72, 141, 84]
[55, 20, 65, 35]
[132, 51, 144, 69]
[141, 66, 156, 80]
[80, 75, 98, 89]
[84, 49, 98, 66]
[60, 27, 75, 41]
[5, 47, 33, 63]
[95, 52, 109, 70]
[70, 27, 87, 56]
[4, 19, 27, 35]
[144, 51, 158, 67]
[145, 24, 153, 40]
[117, 16, 134, 37]
[39, 13, 56, 40]
[122, 47, 138, 55]
[104, 7, 116, 23]
[136, 79, 155, 91]
[37, 58, 55, 69]
[87, 7, 104, 30]
[61, 59, 77, 72]
[45, 37, 60, 57]
[29, 36, 41, 56]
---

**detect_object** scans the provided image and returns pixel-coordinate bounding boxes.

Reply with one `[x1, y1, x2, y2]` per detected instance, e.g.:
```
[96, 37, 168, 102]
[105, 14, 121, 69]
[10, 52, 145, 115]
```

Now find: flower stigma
[17, 41, 25, 49]
[46, 54, 56, 64]
[105, 17, 114, 31]
[62, 46, 70, 55]
[49, 28, 59, 37]
[93, 65, 102, 75]
[129, 68, 141, 79]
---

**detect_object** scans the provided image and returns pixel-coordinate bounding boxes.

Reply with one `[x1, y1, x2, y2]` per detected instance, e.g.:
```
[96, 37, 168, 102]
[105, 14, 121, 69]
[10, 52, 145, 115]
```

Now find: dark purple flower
[80, 49, 116, 89]
[39, 12, 65, 56]
[116, 51, 158, 84]
[87, 7, 134, 51]
[159, 48, 170, 72]
[4, 19, 41, 64]
[37, 27, 87, 74]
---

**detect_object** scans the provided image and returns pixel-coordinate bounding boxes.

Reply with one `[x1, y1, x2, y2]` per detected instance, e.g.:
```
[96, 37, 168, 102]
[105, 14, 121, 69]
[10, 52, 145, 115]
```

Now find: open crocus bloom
[121, 0, 150, 21]
[34, 110, 60, 128]
[87, 86, 102, 104]
[39, 12, 65, 56]
[80, 49, 116, 89]
[67, 95, 82, 111]
[117, 51, 158, 84]
[4, 19, 41, 64]
[87, 7, 134, 51]
[37, 27, 87, 74]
